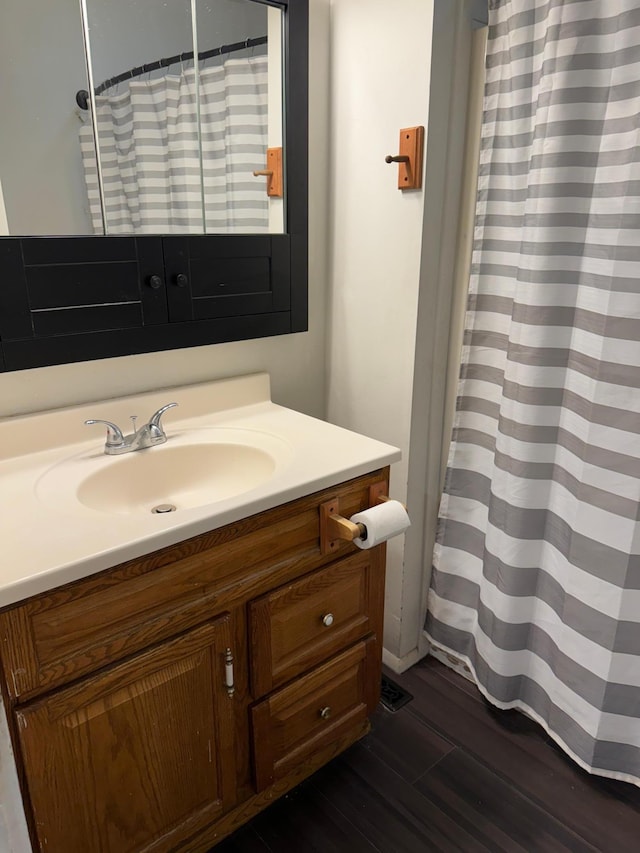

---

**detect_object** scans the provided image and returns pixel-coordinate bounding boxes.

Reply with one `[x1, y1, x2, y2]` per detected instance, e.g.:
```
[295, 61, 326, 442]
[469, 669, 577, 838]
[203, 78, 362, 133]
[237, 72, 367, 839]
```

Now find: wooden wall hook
[252, 147, 283, 197]
[385, 126, 424, 190]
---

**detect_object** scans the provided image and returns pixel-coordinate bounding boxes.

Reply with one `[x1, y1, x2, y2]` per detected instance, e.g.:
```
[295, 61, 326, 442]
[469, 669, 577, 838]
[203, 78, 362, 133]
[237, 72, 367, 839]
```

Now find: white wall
[0, 0, 92, 235]
[0, 0, 329, 423]
[326, 0, 480, 670]
[267, 6, 284, 232]
[326, 0, 434, 666]
[0, 706, 29, 853]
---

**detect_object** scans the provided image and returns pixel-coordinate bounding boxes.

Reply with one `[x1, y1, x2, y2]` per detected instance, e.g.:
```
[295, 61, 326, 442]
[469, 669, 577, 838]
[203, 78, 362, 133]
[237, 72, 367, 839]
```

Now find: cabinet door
[0, 236, 168, 370]
[16, 617, 237, 853]
[163, 235, 290, 323]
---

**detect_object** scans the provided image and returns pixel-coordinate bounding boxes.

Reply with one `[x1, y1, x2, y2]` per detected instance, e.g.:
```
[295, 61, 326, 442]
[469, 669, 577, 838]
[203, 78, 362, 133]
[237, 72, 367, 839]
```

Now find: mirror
[0, 0, 284, 237]
[0, 0, 308, 375]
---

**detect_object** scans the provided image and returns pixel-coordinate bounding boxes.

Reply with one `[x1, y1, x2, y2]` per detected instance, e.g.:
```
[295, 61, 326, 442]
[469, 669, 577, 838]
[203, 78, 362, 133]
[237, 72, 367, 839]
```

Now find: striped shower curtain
[80, 55, 268, 234]
[426, 0, 640, 784]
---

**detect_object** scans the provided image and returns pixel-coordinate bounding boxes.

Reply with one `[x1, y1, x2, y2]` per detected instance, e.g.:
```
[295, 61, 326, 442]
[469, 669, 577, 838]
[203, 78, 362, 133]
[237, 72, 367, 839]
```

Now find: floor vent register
[380, 674, 414, 712]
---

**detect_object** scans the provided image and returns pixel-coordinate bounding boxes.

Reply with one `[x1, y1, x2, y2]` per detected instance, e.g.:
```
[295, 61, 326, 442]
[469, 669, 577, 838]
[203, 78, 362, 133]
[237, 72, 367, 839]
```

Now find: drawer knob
[147, 274, 163, 290]
[321, 613, 334, 627]
[319, 706, 332, 720]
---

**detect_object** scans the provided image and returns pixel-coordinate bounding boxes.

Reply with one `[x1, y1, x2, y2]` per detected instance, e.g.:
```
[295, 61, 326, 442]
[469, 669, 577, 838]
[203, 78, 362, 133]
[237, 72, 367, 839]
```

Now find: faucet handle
[85, 419, 125, 447]
[148, 402, 178, 430]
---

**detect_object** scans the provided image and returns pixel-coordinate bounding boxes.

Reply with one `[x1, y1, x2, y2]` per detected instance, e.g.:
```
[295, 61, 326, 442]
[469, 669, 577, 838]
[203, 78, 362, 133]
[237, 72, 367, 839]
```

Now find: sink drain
[152, 503, 177, 514]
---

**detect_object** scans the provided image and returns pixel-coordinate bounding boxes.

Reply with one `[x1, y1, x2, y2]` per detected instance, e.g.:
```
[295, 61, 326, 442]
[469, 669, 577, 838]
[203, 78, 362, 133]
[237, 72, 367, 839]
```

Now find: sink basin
[78, 443, 277, 513]
[36, 428, 291, 515]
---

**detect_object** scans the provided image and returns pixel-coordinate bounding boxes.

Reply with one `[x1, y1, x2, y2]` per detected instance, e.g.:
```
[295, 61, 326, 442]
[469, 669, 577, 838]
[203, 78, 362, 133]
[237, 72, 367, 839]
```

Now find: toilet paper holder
[319, 484, 403, 555]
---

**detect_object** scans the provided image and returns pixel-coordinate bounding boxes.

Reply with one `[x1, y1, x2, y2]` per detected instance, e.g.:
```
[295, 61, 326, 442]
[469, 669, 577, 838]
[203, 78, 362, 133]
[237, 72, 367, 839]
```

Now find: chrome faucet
[85, 402, 178, 455]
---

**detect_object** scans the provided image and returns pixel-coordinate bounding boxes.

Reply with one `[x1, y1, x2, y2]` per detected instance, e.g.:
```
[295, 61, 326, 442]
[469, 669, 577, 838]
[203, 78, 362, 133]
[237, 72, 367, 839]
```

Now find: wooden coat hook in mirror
[385, 126, 424, 190]
[253, 147, 283, 197]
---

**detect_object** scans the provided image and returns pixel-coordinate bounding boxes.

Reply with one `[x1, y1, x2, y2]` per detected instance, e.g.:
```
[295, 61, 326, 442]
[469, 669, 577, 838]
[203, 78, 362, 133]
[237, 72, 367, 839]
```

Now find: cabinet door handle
[224, 647, 235, 697]
[147, 274, 163, 290]
[319, 706, 331, 720]
[321, 613, 334, 627]
[174, 273, 188, 288]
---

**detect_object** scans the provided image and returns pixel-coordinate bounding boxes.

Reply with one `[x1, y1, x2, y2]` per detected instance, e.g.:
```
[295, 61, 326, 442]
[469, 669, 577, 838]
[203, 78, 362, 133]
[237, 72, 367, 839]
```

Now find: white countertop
[0, 373, 400, 608]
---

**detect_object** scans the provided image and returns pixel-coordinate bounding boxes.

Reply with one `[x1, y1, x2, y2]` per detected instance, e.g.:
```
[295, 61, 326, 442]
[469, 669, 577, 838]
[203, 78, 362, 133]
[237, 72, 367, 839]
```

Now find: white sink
[36, 428, 292, 515]
[77, 443, 277, 514]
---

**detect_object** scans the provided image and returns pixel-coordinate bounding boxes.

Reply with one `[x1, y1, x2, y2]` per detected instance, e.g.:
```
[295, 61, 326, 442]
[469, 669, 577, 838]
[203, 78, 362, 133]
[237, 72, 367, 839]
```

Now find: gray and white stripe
[80, 56, 268, 235]
[426, 0, 640, 786]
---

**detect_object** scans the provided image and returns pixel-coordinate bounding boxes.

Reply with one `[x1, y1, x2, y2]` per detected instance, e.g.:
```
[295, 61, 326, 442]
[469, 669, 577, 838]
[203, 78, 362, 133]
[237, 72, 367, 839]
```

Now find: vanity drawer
[248, 548, 385, 698]
[251, 637, 379, 791]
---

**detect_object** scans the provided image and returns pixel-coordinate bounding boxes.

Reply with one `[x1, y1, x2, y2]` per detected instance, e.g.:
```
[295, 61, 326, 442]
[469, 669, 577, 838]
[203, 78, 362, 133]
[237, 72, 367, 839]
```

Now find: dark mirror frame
[0, 0, 308, 373]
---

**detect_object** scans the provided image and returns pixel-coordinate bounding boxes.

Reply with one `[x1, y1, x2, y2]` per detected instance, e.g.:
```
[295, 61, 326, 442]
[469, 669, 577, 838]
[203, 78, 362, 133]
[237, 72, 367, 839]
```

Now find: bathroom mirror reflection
[0, 0, 284, 238]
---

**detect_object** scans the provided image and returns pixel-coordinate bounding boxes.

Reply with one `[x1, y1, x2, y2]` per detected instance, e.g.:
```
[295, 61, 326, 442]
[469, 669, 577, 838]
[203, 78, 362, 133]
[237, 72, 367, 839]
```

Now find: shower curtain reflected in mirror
[426, 0, 640, 785]
[80, 55, 268, 234]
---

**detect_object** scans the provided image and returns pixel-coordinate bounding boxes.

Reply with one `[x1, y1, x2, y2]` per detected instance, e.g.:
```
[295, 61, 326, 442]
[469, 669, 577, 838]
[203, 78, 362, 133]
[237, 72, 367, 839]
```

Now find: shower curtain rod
[76, 34, 267, 110]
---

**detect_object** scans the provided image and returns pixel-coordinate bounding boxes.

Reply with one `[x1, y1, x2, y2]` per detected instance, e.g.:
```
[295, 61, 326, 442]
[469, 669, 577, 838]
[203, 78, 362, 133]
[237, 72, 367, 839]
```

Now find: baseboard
[382, 644, 427, 674]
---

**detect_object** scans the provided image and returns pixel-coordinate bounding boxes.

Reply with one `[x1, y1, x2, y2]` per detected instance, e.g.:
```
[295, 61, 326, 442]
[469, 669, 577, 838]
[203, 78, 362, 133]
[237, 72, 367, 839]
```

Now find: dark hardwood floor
[215, 656, 640, 852]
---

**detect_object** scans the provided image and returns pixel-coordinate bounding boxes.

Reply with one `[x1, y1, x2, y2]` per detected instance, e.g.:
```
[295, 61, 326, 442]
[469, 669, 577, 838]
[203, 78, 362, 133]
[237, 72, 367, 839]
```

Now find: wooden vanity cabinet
[0, 468, 389, 853]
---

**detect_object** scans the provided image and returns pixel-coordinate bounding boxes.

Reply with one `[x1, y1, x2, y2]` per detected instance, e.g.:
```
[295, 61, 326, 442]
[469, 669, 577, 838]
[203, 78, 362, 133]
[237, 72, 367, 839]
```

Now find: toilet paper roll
[350, 500, 411, 550]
